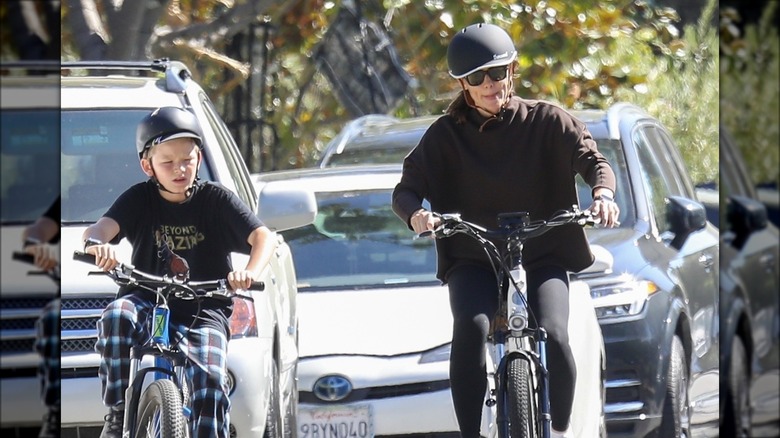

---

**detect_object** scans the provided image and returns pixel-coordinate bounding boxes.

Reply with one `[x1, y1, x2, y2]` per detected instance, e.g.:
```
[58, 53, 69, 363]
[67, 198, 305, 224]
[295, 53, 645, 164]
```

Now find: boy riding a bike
[22, 195, 61, 438]
[392, 23, 620, 438]
[81, 106, 277, 438]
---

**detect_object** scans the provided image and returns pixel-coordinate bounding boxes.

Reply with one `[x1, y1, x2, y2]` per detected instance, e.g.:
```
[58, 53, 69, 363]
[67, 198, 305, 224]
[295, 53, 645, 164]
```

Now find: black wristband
[83, 237, 103, 251]
[23, 237, 41, 248]
[594, 193, 614, 203]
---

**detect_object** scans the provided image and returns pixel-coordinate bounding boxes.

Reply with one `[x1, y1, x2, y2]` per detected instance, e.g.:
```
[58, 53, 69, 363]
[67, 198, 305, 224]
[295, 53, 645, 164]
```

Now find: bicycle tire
[506, 355, 536, 438]
[135, 379, 187, 438]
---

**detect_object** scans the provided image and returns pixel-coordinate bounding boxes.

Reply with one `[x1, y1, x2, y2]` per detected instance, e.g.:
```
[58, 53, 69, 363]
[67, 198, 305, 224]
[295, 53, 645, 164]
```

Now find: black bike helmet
[136, 107, 203, 159]
[447, 23, 518, 79]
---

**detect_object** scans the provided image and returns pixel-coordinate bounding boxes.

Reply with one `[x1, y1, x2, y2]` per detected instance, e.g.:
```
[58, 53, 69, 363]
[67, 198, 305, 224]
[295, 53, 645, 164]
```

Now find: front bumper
[599, 293, 670, 437]
[298, 354, 459, 435]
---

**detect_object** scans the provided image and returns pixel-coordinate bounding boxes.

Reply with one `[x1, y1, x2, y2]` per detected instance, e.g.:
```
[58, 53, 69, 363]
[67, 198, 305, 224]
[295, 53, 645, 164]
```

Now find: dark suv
[698, 127, 779, 437]
[316, 103, 721, 437]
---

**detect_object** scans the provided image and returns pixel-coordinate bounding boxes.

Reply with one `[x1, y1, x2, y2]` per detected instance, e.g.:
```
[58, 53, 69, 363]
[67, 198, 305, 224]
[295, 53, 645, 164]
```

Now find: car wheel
[658, 335, 690, 437]
[263, 359, 284, 438]
[723, 336, 751, 437]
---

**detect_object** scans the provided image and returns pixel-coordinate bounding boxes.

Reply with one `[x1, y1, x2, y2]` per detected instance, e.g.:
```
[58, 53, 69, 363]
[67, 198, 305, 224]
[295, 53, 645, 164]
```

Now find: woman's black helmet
[136, 106, 203, 159]
[447, 23, 517, 79]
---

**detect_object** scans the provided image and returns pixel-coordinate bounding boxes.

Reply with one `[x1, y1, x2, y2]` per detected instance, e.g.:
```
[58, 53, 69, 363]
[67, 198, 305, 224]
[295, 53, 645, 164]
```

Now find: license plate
[298, 404, 374, 438]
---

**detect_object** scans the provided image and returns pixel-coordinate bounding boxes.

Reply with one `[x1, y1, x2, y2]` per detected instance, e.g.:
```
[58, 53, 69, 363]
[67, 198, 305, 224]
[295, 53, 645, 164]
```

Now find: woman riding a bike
[82, 106, 277, 438]
[391, 23, 620, 438]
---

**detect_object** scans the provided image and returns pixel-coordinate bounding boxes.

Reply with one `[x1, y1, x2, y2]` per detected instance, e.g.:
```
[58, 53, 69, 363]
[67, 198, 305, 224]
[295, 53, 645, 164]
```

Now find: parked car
[0, 61, 60, 436]
[57, 59, 313, 438]
[317, 114, 438, 168]
[252, 165, 608, 437]
[312, 103, 721, 437]
[700, 127, 779, 437]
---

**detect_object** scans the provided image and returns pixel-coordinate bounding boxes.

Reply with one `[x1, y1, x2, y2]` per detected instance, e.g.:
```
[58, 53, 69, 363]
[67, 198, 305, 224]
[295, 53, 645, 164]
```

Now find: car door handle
[760, 253, 776, 271]
[698, 254, 714, 270]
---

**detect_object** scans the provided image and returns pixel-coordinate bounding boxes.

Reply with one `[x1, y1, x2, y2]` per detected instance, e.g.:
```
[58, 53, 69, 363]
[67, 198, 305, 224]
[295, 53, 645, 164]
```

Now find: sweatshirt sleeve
[392, 139, 430, 229]
[567, 115, 616, 196]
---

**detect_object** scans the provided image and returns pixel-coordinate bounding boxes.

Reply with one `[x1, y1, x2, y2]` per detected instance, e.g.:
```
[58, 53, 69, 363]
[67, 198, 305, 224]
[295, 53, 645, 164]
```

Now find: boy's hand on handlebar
[85, 244, 119, 272]
[410, 209, 441, 236]
[23, 243, 59, 271]
[227, 270, 258, 291]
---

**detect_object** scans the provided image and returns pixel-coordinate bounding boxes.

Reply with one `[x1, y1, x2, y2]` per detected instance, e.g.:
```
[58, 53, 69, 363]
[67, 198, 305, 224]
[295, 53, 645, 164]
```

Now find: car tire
[658, 335, 690, 437]
[723, 336, 751, 437]
[263, 359, 284, 438]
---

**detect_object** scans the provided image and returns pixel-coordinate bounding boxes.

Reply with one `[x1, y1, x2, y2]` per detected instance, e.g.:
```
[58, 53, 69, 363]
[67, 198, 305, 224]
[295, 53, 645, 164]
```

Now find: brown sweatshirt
[392, 96, 616, 281]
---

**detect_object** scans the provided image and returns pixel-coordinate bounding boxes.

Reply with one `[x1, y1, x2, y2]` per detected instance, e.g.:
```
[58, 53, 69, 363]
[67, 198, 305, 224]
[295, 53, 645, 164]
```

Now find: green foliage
[611, 0, 719, 185]
[719, 2, 779, 186]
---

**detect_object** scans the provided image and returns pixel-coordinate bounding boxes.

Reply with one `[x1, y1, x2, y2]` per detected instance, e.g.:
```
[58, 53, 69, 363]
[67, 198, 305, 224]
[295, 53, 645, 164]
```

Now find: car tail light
[229, 296, 257, 338]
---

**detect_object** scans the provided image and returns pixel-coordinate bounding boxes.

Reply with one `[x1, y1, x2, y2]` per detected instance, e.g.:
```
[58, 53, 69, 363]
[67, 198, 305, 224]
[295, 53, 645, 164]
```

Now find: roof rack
[60, 58, 192, 94]
[0, 60, 61, 76]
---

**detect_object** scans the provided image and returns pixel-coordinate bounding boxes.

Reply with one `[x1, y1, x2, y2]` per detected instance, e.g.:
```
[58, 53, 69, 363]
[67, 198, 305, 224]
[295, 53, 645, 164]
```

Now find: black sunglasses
[465, 66, 509, 86]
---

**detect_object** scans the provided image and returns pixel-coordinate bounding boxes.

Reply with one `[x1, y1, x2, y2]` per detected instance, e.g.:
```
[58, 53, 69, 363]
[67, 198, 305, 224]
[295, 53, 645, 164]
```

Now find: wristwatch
[83, 237, 103, 251]
[594, 193, 614, 203]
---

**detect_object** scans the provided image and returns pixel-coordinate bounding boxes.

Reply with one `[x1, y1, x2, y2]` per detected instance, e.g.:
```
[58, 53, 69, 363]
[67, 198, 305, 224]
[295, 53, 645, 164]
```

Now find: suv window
[634, 126, 686, 234]
[0, 108, 59, 223]
[199, 96, 255, 209]
[60, 109, 215, 222]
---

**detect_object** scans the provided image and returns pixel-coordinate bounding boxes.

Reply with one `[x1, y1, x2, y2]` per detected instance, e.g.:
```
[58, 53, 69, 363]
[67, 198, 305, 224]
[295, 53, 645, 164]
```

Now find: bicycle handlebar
[13, 251, 61, 282]
[417, 206, 600, 242]
[72, 250, 262, 303]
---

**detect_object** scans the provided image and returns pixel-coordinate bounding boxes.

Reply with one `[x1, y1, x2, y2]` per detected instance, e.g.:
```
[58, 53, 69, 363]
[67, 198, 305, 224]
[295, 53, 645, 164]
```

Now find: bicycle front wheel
[135, 379, 187, 438]
[506, 355, 537, 438]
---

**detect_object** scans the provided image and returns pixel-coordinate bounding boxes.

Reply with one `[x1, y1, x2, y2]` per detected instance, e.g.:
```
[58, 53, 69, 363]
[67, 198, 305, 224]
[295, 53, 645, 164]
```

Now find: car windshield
[60, 109, 213, 223]
[0, 109, 60, 224]
[325, 128, 428, 167]
[575, 138, 634, 227]
[280, 189, 438, 290]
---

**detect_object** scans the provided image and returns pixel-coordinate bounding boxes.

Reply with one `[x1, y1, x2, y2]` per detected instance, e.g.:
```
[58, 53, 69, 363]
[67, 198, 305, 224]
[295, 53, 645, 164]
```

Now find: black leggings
[447, 264, 575, 436]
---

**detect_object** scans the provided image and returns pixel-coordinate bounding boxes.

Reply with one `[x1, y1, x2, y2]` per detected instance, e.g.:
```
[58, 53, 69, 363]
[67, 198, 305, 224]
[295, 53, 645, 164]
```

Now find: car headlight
[590, 276, 659, 318]
[419, 343, 451, 364]
[229, 296, 258, 338]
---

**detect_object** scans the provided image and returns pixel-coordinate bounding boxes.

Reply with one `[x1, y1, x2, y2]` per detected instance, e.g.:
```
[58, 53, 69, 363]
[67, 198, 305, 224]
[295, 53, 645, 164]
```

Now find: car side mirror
[666, 196, 707, 250]
[726, 194, 768, 249]
[257, 185, 318, 232]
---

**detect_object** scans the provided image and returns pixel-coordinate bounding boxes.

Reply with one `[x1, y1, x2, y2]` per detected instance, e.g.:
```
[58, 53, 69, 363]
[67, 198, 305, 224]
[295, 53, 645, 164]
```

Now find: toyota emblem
[312, 375, 353, 401]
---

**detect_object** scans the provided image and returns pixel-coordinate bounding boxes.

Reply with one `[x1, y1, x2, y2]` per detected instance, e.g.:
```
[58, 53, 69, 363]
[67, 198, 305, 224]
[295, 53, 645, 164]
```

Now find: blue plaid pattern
[95, 294, 231, 438]
[35, 298, 60, 408]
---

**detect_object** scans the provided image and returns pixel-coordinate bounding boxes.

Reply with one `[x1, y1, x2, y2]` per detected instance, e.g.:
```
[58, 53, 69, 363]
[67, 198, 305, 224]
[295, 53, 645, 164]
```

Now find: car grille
[0, 296, 52, 360]
[299, 379, 450, 404]
[60, 296, 113, 355]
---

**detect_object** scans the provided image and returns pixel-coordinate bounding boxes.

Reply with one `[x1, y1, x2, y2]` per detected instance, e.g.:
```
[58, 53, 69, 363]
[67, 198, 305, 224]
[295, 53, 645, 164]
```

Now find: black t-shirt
[104, 180, 263, 328]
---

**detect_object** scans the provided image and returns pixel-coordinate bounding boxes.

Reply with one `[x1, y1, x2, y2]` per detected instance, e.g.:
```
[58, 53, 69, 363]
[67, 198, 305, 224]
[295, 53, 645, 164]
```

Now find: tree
[55, 0, 717, 180]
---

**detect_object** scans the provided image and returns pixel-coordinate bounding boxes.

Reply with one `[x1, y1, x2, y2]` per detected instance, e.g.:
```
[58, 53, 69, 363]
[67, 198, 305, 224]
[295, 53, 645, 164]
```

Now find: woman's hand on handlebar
[410, 209, 441, 236]
[588, 196, 620, 228]
[85, 244, 119, 272]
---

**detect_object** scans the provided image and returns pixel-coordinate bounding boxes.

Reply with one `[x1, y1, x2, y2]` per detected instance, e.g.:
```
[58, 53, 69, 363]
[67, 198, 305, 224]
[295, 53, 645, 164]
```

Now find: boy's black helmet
[447, 23, 517, 79]
[136, 107, 203, 159]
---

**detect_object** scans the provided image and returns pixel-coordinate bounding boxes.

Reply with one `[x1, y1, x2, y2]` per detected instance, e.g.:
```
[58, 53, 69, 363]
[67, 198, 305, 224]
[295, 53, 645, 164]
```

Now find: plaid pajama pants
[35, 297, 61, 408]
[95, 294, 231, 438]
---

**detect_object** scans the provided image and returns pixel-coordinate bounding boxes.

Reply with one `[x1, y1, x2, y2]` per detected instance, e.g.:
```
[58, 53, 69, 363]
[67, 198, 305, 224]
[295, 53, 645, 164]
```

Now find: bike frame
[424, 207, 596, 438]
[72, 250, 259, 438]
[123, 290, 191, 438]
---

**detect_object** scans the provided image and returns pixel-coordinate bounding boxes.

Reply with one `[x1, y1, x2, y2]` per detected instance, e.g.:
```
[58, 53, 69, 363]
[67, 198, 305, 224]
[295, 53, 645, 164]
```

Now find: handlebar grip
[250, 281, 265, 291]
[73, 250, 97, 265]
[12, 251, 35, 264]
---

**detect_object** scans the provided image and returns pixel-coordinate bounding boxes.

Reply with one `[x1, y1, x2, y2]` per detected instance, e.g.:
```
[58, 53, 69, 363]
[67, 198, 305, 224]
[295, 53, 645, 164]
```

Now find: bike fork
[537, 328, 551, 438]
